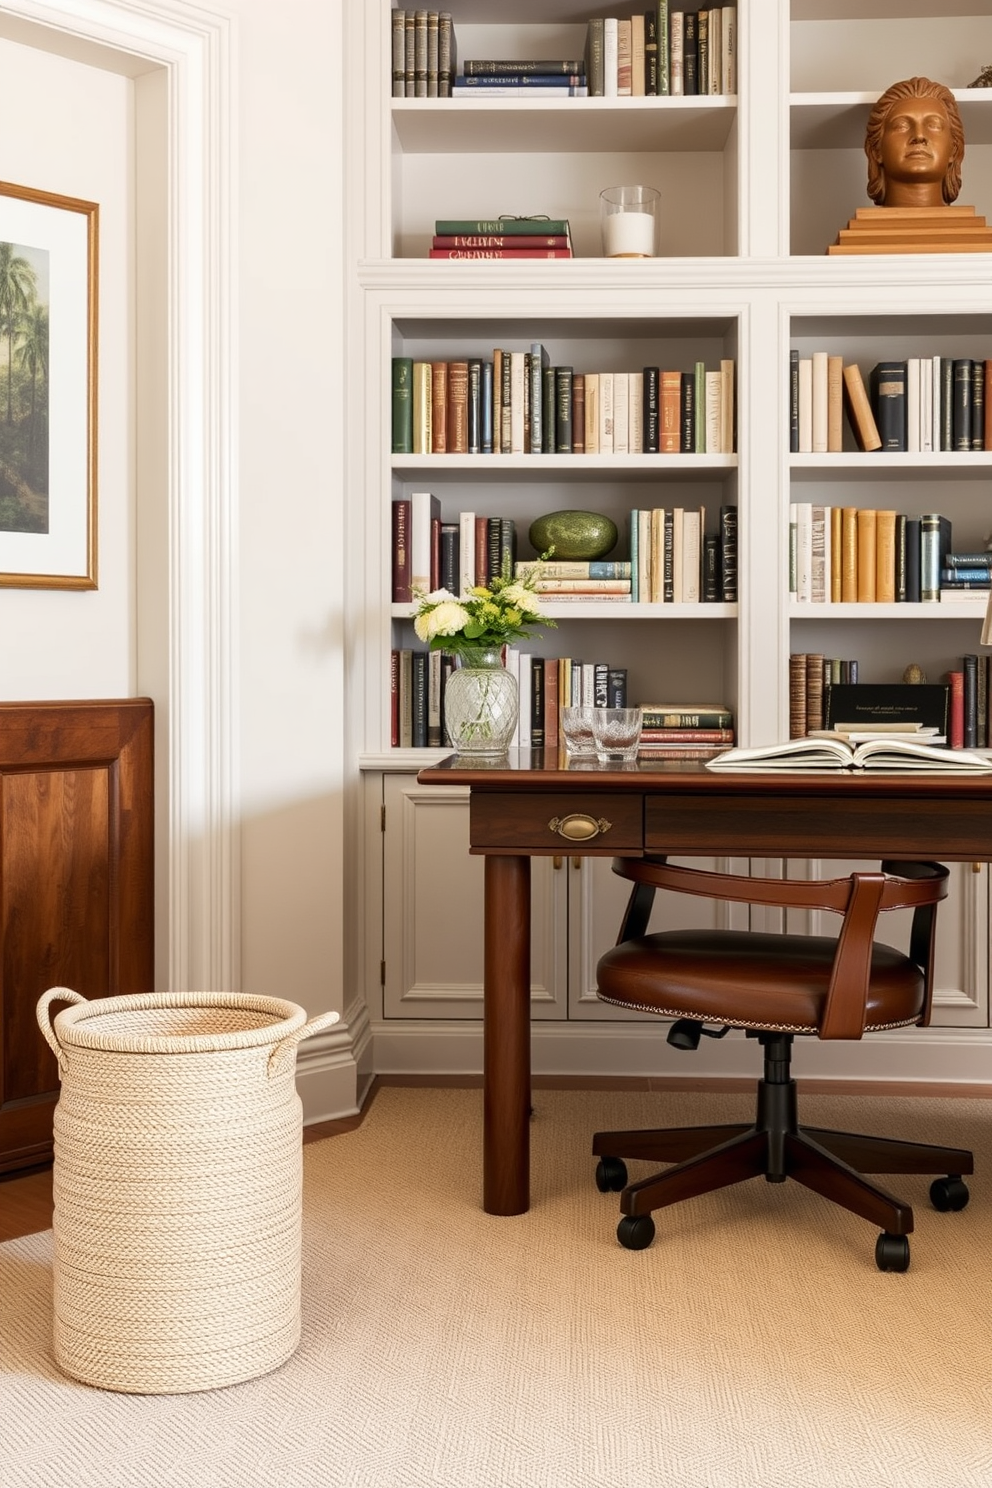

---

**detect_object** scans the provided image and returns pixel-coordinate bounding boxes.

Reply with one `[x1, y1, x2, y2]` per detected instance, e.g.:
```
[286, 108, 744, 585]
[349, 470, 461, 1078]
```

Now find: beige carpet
[2, 1084, 992, 1487]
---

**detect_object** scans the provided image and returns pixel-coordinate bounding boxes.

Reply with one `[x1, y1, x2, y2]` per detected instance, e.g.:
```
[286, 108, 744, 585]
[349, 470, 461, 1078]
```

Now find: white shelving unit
[346, 0, 992, 1080]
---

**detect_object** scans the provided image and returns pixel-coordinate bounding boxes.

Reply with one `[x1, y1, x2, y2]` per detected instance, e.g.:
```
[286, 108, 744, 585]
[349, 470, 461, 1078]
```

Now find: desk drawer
[471, 792, 643, 854]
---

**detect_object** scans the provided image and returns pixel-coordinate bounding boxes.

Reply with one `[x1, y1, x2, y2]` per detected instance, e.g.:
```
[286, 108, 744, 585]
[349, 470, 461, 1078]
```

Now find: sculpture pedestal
[828, 205, 992, 254]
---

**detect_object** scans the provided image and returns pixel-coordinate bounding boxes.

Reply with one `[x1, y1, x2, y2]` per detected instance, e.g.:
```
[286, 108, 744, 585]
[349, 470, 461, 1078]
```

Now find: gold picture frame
[0, 180, 98, 589]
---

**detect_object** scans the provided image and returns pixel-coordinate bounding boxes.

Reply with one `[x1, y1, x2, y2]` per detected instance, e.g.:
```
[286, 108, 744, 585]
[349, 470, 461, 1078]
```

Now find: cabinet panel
[0, 700, 154, 1174]
[382, 776, 566, 1018]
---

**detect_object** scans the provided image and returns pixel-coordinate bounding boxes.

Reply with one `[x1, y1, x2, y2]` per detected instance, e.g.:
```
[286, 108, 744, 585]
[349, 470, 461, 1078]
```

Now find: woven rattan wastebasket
[36, 987, 339, 1394]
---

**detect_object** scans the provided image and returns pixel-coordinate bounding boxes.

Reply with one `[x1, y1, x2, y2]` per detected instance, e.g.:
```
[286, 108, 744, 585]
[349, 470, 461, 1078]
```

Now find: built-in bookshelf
[346, 0, 992, 1060]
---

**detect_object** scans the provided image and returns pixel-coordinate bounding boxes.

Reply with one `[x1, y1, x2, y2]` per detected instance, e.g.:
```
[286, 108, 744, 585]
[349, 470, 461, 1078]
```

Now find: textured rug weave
[2, 1084, 992, 1487]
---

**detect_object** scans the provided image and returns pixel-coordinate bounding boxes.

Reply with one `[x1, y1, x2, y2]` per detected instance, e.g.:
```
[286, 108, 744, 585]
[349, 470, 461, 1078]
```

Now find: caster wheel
[595, 1156, 628, 1193]
[617, 1214, 655, 1251]
[930, 1175, 970, 1212]
[875, 1232, 910, 1272]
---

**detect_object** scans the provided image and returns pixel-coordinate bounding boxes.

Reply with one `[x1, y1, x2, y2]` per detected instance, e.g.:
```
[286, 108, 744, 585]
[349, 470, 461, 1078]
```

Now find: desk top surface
[418, 749, 992, 801]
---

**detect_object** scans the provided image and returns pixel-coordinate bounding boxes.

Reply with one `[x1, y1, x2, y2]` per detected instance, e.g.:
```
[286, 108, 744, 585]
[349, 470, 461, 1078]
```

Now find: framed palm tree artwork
[0, 180, 97, 589]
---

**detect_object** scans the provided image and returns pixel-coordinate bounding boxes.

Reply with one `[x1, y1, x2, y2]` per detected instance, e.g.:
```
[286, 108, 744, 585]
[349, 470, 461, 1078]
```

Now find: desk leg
[484, 852, 531, 1216]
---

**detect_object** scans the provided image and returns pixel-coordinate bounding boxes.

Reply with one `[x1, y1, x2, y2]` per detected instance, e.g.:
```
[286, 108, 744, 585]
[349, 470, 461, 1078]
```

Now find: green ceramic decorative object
[528, 510, 618, 561]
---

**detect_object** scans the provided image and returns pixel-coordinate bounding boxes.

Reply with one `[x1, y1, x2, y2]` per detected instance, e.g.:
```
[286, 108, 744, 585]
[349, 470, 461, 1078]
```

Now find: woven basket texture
[36, 988, 338, 1394]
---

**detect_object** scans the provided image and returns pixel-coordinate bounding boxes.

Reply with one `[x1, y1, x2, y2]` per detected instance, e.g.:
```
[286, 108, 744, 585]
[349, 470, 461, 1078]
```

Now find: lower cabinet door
[381, 775, 567, 1020]
[784, 858, 989, 1029]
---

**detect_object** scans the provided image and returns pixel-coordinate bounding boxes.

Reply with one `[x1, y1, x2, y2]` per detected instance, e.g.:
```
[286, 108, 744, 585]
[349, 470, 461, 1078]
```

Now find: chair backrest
[610, 856, 949, 1039]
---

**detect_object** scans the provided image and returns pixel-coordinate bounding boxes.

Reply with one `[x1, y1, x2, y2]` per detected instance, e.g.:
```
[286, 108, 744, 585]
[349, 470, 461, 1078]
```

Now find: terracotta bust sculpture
[829, 75, 991, 253]
[864, 76, 964, 209]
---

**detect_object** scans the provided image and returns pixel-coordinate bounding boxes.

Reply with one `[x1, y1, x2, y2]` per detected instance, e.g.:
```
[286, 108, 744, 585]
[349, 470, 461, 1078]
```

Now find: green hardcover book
[657, 1, 670, 96]
[392, 356, 413, 453]
[586, 18, 605, 96]
[434, 218, 571, 236]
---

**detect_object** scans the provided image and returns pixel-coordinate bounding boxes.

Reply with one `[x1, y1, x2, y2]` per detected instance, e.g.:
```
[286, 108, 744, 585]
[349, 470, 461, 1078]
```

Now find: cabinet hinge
[380, 959, 386, 986]
[381, 804, 386, 832]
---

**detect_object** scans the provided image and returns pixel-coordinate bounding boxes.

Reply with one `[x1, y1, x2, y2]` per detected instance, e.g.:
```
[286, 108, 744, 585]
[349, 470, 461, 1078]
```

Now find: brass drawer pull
[548, 814, 612, 842]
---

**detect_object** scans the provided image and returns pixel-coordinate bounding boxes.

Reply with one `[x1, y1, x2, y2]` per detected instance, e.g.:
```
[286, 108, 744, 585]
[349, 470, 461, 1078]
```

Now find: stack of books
[454, 59, 587, 98]
[516, 560, 632, 603]
[939, 550, 992, 602]
[392, 11, 456, 98]
[636, 701, 734, 760]
[429, 218, 573, 261]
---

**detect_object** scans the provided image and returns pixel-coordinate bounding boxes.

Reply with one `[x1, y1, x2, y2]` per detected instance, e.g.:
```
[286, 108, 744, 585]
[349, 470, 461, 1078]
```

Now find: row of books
[391, 497, 738, 604]
[788, 654, 861, 738]
[585, 8, 736, 97]
[391, 353, 736, 455]
[948, 655, 992, 750]
[788, 507, 986, 604]
[392, 11, 456, 98]
[789, 351, 992, 455]
[429, 215, 574, 260]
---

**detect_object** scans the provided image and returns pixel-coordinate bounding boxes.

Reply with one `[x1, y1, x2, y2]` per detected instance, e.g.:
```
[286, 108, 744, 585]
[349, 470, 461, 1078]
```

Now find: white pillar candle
[603, 209, 655, 257]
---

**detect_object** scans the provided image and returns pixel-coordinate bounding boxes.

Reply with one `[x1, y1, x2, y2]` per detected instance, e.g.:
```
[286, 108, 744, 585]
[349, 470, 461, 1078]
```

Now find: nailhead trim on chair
[595, 994, 918, 1035]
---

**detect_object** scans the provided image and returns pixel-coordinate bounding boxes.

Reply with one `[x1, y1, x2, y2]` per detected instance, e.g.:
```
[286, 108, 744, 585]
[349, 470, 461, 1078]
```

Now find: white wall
[0, 37, 132, 697]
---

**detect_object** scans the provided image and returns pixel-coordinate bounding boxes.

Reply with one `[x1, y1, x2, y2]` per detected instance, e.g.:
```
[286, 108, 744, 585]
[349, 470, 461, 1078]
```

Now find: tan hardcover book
[827, 355, 844, 452]
[841, 506, 858, 602]
[650, 509, 665, 603]
[708, 7, 722, 95]
[856, 508, 877, 602]
[599, 371, 614, 454]
[672, 507, 684, 602]
[841, 364, 882, 452]
[584, 372, 600, 453]
[572, 374, 585, 454]
[812, 351, 828, 453]
[875, 510, 897, 603]
[660, 370, 681, 453]
[805, 653, 825, 733]
[830, 506, 842, 602]
[720, 358, 734, 453]
[412, 361, 432, 454]
[446, 361, 469, 453]
[705, 371, 722, 453]
[612, 372, 629, 454]
[617, 18, 632, 94]
[638, 509, 651, 603]
[628, 373, 644, 453]
[789, 652, 807, 738]
[721, 5, 736, 94]
[630, 13, 645, 95]
[430, 360, 448, 453]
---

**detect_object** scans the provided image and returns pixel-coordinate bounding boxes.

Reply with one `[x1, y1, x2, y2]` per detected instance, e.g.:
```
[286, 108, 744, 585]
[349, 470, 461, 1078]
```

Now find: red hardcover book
[948, 670, 965, 749]
[392, 498, 412, 602]
[432, 235, 570, 249]
[660, 370, 682, 453]
[430, 360, 448, 452]
[428, 248, 573, 259]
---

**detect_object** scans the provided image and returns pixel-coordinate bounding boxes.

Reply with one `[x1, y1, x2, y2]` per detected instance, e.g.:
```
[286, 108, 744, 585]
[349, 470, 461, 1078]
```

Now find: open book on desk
[706, 737, 992, 772]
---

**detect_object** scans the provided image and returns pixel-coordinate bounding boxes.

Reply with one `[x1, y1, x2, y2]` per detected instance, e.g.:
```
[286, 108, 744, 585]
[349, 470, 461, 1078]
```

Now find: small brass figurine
[865, 76, 963, 209]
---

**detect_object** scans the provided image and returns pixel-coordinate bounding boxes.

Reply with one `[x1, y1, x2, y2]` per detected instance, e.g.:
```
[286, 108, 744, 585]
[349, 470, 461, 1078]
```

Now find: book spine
[390, 649, 400, 746]
[875, 510, 896, 603]
[643, 367, 660, 453]
[404, 12, 415, 97]
[660, 369, 681, 453]
[428, 249, 573, 259]
[840, 506, 858, 602]
[789, 349, 799, 453]
[682, 9, 698, 94]
[399, 649, 413, 746]
[953, 358, 973, 451]
[856, 508, 877, 602]
[963, 654, 978, 748]
[392, 499, 412, 603]
[392, 10, 407, 99]
[657, 1, 670, 95]
[439, 522, 459, 594]
[971, 359, 984, 451]
[446, 361, 469, 453]
[841, 363, 882, 452]
[437, 13, 455, 97]
[585, 18, 605, 96]
[433, 219, 572, 235]
[572, 374, 586, 454]
[480, 362, 493, 454]
[670, 11, 684, 95]
[555, 366, 573, 453]
[607, 668, 628, 708]
[904, 516, 921, 603]
[411, 651, 428, 747]
[427, 650, 442, 744]
[827, 355, 844, 452]
[430, 360, 448, 453]
[426, 11, 439, 97]
[463, 59, 586, 76]
[721, 6, 736, 94]
[871, 361, 907, 451]
[392, 357, 414, 453]
[603, 17, 618, 97]
[948, 670, 965, 749]
[530, 657, 545, 748]
[644, 11, 659, 95]
[720, 504, 737, 602]
[412, 360, 432, 454]
[641, 708, 733, 729]
[789, 653, 807, 738]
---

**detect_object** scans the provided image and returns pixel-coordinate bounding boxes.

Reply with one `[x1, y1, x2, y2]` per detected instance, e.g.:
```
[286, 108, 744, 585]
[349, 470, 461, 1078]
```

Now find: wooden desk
[417, 751, 992, 1216]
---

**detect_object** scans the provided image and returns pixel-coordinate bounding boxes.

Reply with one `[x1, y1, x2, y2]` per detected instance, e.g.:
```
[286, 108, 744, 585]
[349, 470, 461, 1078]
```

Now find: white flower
[499, 583, 543, 617]
[414, 599, 471, 643]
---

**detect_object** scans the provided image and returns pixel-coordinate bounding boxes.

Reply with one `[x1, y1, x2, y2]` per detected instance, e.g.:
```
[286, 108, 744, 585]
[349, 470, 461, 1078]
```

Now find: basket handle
[267, 1009, 340, 1079]
[36, 987, 89, 1073]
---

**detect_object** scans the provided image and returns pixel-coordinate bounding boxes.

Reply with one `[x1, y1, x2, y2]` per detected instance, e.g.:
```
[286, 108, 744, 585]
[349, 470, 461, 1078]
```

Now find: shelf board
[790, 601, 990, 619]
[792, 0, 991, 19]
[791, 91, 992, 151]
[391, 453, 738, 478]
[391, 602, 738, 620]
[790, 452, 991, 479]
[392, 96, 737, 154]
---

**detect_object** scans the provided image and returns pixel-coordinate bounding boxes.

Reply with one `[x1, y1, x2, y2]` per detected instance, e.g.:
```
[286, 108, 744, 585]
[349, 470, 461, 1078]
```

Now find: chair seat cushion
[596, 929, 925, 1034]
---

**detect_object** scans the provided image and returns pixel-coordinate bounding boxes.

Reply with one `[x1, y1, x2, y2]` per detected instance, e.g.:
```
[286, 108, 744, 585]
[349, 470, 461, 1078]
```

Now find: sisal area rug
[2, 1084, 992, 1488]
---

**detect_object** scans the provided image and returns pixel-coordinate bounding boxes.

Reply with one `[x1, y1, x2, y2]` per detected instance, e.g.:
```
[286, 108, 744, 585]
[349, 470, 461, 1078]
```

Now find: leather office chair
[592, 857, 973, 1271]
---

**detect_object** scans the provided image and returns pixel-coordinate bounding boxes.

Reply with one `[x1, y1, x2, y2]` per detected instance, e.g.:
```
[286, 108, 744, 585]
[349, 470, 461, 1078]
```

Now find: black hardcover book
[644, 11, 659, 95]
[499, 517, 516, 578]
[940, 357, 954, 451]
[555, 365, 573, 453]
[789, 349, 799, 453]
[531, 657, 545, 748]
[952, 358, 973, 452]
[500, 350, 513, 455]
[607, 667, 628, 707]
[467, 359, 482, 454]
[663, 512, 675, 603]
[682, 9, 698, 94]
[440, 523, 460, 594]
[824, 683, 949, 735]
[703, 532, 720, 601]
[487, 516, 502, 583]
[979, 655, 989, 749]
[439, 654, 455, 743]
[720, 503, 738, 603]
[904, 515, 921, 603]
[643, 367, 660, 452]
[593, 662, 610, 709]
[870, 361, 907, 451]
[411, 651, 429, 747]
[963, 654, 978, 749]
[680, 371, 695, 452]
[971, 360, 985, 451]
